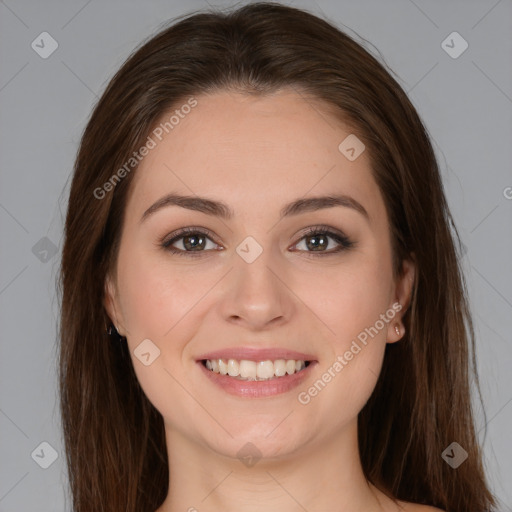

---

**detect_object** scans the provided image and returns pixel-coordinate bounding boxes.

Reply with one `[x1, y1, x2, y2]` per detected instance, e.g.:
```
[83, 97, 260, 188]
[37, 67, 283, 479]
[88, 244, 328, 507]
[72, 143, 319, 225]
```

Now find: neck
[156, 419, 397, 512]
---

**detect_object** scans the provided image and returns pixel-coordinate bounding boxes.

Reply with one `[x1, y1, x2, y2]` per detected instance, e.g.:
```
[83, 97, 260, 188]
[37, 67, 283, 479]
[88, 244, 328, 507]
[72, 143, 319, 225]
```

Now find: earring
[395, 324, 401, 336]
[106, 321, 125, 340]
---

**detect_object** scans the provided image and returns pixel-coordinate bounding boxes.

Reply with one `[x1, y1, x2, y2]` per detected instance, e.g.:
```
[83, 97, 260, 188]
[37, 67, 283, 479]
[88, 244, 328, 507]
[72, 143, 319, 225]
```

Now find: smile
[202, 358, 310, 380]
[197, 355, 317, 398]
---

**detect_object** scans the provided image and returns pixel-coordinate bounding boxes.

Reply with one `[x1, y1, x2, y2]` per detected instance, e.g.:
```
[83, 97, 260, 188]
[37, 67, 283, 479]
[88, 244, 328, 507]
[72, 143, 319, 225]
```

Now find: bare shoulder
[397, 500, 445, 512]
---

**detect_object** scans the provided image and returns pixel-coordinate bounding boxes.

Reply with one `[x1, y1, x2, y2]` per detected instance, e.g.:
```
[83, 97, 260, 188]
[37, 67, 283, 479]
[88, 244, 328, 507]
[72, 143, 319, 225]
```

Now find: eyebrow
[140, 193, 370, 224]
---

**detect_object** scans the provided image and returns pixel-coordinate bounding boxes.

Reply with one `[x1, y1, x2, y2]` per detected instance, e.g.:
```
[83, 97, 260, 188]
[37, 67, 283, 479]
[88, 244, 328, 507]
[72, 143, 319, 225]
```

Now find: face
[104, 88, 415, 460]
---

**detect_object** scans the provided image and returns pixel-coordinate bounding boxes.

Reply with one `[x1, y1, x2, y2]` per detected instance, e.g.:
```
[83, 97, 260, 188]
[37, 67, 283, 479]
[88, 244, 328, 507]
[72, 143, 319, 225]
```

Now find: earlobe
[387, 256, 416, 344]
[386, 317, 404, 344]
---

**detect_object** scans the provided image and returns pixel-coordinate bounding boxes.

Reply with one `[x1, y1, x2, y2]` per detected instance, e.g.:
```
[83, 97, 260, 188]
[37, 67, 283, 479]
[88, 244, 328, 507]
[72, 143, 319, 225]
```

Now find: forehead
[124, 89, 385, 227]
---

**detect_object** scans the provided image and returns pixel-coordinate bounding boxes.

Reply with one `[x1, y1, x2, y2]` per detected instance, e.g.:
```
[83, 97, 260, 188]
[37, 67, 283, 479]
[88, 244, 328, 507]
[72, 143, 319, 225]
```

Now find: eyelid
[290, 224, 354, 253]
[295, 224, 349, 242]
[160, 226, 222, 247]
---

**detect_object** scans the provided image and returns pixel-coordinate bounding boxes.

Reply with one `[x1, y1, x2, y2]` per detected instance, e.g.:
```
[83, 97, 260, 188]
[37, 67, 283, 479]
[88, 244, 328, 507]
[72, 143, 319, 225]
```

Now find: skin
[104, 88, 442, 512]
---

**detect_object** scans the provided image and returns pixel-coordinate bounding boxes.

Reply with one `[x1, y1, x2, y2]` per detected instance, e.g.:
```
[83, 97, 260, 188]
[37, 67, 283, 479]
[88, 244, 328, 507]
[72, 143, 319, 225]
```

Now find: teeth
[256, 360, 274, 379]
[203, 358, 308, 380]
[274, 359, 287, 377]
[240, 360, 256, 379]
[227, 359, 239, 377]
[218, 359, 228, 375]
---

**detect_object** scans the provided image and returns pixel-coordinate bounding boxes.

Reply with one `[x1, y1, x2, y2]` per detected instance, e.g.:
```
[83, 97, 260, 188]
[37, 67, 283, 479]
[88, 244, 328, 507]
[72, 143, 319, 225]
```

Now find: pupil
[307, 234, 327, 251]
[181, 233, 328, 252]
[184, 234, 205, 251]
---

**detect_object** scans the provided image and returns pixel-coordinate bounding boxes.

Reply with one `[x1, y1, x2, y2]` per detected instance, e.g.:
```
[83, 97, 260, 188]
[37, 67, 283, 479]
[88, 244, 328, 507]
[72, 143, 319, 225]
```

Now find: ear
[386, 255, 416, 344]
[103, 273, 126, 336]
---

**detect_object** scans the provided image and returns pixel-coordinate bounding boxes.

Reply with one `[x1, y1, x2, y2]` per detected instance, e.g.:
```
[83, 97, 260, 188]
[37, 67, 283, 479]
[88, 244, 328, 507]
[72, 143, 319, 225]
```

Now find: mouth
[196, 353, 317, 398]
[201, 358, 312, 381]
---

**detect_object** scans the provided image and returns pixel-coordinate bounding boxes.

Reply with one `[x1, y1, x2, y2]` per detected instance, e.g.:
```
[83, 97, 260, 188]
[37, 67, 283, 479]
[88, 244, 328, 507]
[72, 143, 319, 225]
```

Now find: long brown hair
[57, 2, 497, 511]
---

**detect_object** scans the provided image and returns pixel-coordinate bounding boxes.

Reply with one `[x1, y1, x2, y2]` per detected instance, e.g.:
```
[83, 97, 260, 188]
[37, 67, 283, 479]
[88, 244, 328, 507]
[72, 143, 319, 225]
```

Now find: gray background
[0, 0, 511, 510]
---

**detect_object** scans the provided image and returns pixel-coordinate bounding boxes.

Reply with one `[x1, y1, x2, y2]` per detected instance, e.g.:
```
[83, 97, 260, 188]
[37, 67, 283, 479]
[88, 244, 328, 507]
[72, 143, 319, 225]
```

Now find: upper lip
[197, 347, 317, 362]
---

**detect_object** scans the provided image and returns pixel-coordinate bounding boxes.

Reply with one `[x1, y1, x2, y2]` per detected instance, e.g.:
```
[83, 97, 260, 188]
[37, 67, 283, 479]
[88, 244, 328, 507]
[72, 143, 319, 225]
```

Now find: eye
[160, 224, 354, 257]
[290, 225, 354, 257]
[161, 227, 221, 257]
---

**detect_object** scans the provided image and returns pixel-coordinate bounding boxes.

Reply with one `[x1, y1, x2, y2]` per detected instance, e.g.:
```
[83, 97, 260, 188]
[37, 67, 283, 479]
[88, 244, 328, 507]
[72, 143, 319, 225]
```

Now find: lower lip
[197, 360, 317, 398]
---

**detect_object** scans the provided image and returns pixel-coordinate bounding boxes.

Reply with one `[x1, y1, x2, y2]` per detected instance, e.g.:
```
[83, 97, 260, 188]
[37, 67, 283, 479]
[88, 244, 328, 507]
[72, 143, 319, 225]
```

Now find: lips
[196, 347, 317, 362]
[195, 347, 318, 398]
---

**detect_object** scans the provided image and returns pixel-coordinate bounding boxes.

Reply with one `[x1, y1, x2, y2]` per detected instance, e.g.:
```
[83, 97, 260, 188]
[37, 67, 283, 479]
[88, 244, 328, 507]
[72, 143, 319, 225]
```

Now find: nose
[219, 247, 294, 330]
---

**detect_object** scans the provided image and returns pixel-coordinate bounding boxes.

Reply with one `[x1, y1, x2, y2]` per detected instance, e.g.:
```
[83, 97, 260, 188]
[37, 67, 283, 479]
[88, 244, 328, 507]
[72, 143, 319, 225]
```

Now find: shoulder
[397, 500, 445, 512]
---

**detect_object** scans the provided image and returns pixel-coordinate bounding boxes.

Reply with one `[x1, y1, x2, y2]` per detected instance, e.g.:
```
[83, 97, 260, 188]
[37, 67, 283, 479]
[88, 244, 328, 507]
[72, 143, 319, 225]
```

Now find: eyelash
[160, 225, 354, 258]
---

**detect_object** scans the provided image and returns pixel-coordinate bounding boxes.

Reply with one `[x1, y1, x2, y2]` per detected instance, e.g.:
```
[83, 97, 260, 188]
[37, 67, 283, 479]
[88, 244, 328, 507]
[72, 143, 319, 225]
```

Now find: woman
[58, 2, 498, 511]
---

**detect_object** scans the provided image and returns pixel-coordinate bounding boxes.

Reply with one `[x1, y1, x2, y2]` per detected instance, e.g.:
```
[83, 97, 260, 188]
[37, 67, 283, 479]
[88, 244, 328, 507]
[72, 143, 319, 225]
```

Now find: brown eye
[162, 227, 220, 256]
[291, 226, 354, 256]
[303, 232, 330, 251]
[161, 225, 354, 258]
[176, 232, 207, 251]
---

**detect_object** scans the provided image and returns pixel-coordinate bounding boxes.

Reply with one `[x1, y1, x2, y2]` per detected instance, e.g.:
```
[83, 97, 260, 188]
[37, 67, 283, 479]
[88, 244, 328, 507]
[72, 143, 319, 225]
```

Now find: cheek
[302, 340, 385, 440]
[301, 254, 394, 421]
[116, 242, 200, 341]
[296, 257, 392, 350]
[115, 243, 225, 380]
[115, 249, 208, 424]
[295, 267, 392, 428]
